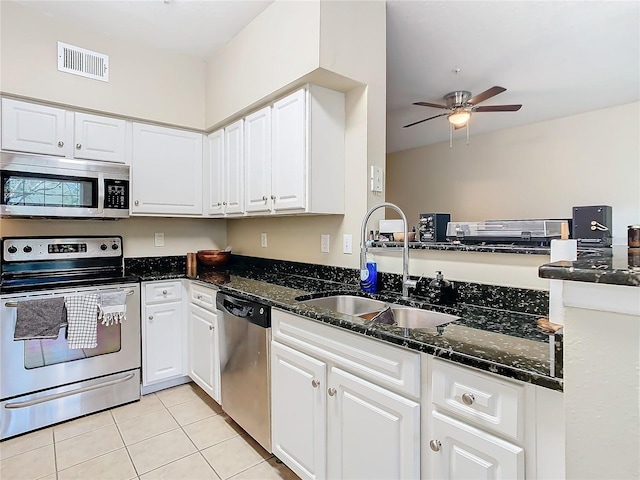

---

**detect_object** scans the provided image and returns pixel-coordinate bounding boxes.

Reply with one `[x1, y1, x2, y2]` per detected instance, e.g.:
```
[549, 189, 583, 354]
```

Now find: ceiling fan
[403, 86, 522, 129]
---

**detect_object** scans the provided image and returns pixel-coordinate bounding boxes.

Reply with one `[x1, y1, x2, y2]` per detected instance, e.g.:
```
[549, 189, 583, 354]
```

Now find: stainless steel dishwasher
[216, 291, 272, 452]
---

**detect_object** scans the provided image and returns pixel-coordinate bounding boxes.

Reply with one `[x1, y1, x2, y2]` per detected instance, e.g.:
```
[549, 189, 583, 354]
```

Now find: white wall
[0, 1, 206, 129]
[204, 1, 321, 130]
[386, 102, 640, 245]
[0, 217, 226, 258]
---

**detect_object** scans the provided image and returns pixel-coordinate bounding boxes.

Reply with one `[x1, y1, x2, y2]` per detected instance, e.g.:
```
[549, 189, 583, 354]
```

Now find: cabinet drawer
[144, 281, 182, 304]
[190, 282, 217, 311]
[273, 309, 420, 399]
[431, 358, 524, 441]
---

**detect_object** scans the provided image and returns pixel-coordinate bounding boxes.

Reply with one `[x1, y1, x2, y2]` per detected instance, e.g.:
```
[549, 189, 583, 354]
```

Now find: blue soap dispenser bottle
[360, 255, 378, 293]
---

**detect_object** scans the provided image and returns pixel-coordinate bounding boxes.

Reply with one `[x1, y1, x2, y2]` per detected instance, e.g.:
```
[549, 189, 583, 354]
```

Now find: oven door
[0, 283, 140, 400]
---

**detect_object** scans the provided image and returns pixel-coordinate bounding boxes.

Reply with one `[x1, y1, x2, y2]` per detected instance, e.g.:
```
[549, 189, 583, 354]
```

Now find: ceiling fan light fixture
[448, 109, 470, 126]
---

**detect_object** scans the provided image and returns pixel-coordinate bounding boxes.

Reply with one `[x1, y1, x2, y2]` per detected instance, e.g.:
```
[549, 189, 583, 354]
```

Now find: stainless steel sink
[299, 295, 387, 316]
[390, 307, 460, 329]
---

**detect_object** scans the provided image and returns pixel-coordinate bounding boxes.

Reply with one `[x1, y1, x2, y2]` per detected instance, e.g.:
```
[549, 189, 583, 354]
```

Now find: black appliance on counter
[418, 213, 450, 242]
[572, 205, 612, 247]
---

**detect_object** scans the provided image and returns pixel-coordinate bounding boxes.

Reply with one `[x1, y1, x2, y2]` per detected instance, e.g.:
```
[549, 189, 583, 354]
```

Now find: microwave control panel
[104, 179, 129, 210]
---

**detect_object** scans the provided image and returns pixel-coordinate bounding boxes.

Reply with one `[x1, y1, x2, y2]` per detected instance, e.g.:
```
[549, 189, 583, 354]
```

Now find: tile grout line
[111, 409, 141, 479]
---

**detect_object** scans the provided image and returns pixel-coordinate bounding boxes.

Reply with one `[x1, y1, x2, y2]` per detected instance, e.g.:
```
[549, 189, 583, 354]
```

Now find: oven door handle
[4, 289, 136, 308]
[4, 372, 136, 409]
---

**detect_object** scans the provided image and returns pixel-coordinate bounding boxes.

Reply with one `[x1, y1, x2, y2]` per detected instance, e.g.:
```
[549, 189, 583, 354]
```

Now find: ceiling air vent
[57, 42, 109, 82]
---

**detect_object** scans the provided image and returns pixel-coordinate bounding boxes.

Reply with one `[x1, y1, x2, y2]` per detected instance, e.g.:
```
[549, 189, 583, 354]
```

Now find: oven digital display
[48, 243, 88, 254]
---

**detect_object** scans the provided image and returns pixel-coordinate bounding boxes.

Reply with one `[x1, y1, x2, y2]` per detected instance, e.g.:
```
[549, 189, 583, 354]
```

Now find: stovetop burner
[1, 235, 137, 294]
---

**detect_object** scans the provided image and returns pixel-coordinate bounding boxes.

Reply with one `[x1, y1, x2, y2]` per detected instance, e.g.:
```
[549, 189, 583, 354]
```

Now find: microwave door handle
[97, 173, 105, 215]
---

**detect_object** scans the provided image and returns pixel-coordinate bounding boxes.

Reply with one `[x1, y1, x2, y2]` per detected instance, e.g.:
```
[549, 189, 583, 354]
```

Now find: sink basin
[389, 307, 460, 329]
[299, 295, 387, 316]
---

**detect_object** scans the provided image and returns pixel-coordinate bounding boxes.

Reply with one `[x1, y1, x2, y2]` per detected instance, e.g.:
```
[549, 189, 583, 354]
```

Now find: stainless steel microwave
[0, 152, 130, 219]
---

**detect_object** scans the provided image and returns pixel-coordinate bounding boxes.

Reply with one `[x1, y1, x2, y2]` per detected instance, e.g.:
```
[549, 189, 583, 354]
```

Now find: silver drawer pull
[5, 289, 135, 307]
[209, 325, 213, 330]
[76, 143, 82, 150]
[429, 440, 441, 452]
[327, 387, 336, 396]
[5, 372, 135, 409]
[57, 141, 64, 147]
[162, 290, 168, 295]
[197, 294, 203, 300]
[461, 393, 475, 406]
[311, 379, 320, 388]
[148, 315, 153, 321]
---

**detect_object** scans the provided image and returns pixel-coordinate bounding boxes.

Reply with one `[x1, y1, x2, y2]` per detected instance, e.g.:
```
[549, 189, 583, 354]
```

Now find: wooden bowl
[196, 250, 231, 267]
[393, 232, 416, 242]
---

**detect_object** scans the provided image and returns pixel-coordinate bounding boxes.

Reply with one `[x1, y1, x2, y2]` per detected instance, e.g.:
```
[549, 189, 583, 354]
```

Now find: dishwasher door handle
[220, 298, 253, 318]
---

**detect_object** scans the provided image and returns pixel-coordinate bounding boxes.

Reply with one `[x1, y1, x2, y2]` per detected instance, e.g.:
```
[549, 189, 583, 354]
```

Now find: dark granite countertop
[539, 246, 640, 287]
[182, 269, 562, 392]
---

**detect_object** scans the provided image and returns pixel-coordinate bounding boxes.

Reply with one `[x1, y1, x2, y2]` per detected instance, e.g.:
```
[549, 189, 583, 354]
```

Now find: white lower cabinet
[142, 281, 185, 387]
[429, 410, 524, 480]
[271, 309, 420, 480]
[187, 282, 220, 403]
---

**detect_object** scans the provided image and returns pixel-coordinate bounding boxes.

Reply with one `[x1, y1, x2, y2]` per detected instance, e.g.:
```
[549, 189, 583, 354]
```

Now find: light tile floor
[0, 382, 300, 480]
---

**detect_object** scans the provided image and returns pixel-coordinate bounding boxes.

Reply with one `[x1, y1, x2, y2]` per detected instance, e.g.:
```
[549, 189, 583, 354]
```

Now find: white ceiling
[12, 0, 640, 153]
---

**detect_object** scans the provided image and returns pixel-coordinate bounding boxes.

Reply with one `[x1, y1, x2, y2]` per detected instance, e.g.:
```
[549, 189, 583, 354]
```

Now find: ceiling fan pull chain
[449, 122, 453, 149]
[466, 121, 470, 145]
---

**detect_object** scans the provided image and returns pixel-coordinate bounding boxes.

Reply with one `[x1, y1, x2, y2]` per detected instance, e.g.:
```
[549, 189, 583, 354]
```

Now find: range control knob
[7, 245, 17, 254]
[100, 244, 108, 251]
[23, 246, 32, 253]
[111, 244, 119, 250]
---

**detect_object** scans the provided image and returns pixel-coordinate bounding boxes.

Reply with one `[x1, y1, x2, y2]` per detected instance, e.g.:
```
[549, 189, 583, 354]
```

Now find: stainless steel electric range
[0, 236, 141, 440]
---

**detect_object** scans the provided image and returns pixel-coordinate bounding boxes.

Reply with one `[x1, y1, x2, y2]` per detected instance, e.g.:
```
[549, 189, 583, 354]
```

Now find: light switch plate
[321, 234, 330, 253]
[154, 232, 164, 247]
[370, 166, 383, 193]
[343, 234, 353, 254]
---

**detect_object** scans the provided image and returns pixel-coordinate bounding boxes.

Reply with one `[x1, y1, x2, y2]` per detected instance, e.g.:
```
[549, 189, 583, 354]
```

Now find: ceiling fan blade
[403, 113, 448, 128]
[413, 101, 449, 110]
[473, 104, 522, 112]
[467, 86, 506, 106]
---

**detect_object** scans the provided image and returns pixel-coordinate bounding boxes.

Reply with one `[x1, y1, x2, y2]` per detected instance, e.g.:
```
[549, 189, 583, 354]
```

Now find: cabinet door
[271, 341, 327, 480]
[1, 98, 68, 156]
[143, 301, 184, 385]
[73, 112, 126, 163]
[327, 367, 420, 480]
[188, 304, 220, 402]
[131, 123, 203, 215]
[271, 89, 307, 212]
[223, 119, 244, 215]
[429, 410, 524, 480]
[205, 129, 225, 216]
[244, 107, 272, 213]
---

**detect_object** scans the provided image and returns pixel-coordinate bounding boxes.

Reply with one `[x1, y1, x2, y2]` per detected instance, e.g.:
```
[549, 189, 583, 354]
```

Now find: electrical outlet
[321, 234, 330, 253]
[370, 166, 383, 193]
[261, 232, 268, 248]
[154, 232, 164, 247]
[343, 234, 353, 254]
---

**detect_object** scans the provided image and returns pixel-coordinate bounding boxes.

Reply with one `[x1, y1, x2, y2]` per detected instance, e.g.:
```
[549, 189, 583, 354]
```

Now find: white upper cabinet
[245, 106, 272, 213]
[224, 119, 245, 215]
[131, 123, 203, 216]
[73, 112, 126, 163]
[1, 98, 126, 163]
[204, 129, 225, 216]
[243, 85, 345, 216]
[271, 88, 307, 212]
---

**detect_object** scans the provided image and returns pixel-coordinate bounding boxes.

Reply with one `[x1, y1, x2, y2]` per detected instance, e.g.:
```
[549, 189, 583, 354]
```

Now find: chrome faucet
[360, 202, 418, 299]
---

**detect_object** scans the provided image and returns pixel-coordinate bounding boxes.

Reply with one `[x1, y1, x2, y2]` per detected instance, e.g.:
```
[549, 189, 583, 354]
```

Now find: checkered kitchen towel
[65, 294, 99, 349]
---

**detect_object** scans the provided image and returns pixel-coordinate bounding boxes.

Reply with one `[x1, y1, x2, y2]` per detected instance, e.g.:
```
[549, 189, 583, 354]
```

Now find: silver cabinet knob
[76, 143, 82, 150]
[311, 379, 320, 388]
[223, 202, 227, 206]
[461, 393, 475, 406]
[209, 325, 213, 330]
[217, 202, 222, 206]
[262, 196, 267, 201]
[429, 440, 441, 452]
[327, 387, 336, 397]
[148, 315, 153, 321]
[270, 195, 276, 200]
[162, 290, 168, 295]
[57, 141, 64, 147]
[196, 294, 203, 300]
[134, 200, 139, 206]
